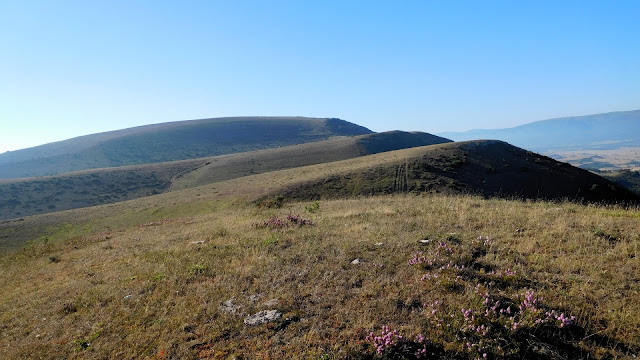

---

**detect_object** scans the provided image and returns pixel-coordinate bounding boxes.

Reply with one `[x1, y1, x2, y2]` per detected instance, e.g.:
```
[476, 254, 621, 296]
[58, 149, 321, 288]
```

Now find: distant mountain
[277, 140, 639, 204]
[438, 110, 640, 152]
[0, 131, 451, 220]
[0, 117, 372, 179]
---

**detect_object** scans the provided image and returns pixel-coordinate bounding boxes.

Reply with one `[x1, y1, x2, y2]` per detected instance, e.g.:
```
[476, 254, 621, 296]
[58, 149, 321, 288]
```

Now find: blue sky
[1, 1, 639, 153]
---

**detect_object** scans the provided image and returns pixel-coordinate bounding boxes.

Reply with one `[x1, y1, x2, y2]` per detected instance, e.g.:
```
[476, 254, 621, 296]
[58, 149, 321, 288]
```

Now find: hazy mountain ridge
[438, 109, 640, 152]
[0, 117, 372, 179]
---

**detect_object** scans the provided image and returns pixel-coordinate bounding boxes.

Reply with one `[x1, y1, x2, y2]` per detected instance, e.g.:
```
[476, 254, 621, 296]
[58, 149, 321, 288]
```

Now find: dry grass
[1, 194, 639, 359]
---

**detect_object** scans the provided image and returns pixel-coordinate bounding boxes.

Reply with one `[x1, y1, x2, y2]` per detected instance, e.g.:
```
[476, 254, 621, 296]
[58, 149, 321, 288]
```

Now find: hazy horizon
[2, 1, 639, 153]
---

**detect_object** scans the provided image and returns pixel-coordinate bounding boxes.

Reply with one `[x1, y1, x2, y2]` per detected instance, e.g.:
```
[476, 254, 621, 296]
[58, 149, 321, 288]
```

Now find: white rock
[244, 310, 282, 325]
[220, 299, 240, 314]
[351, 258, 361, 265]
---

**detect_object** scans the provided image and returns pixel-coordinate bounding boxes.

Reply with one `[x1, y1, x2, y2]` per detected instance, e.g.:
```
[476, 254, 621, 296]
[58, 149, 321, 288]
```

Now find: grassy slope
[0, 160, 203, 220]
[2, 140, 636, 251]
[1, 194, 639, 359]
[276, 140, 639, 204]
[170, 131, 452, 190]
[0, 131, 451, 220]
[0, 117, 372, 179]
[1, 142, 639, 359]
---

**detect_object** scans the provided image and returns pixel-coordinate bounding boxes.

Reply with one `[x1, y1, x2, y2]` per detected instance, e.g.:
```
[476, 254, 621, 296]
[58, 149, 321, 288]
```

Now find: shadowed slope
[275, 140, 639, 204]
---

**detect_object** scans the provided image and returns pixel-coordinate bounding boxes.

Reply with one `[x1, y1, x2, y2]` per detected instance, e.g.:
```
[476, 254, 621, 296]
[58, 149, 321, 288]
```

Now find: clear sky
[1, 1, 639, 153]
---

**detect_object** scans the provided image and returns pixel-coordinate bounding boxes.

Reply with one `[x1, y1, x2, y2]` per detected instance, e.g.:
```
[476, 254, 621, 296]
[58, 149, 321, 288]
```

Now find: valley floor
[1, 194, 639, 359]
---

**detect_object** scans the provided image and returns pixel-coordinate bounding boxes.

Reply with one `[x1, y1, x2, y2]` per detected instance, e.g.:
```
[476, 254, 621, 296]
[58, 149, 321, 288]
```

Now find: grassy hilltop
[1, 141, 639, 359]
[0, 117, 372, 179]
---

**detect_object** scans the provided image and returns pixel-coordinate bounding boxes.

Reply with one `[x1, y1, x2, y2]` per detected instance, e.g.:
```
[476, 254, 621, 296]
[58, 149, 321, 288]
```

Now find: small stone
[374, 242, 383, 246]
[244, 310, 282, 325]
[191, 240, 205, 244]
[418, 239, 430, 244]
[123, 295, 132, 300]
[351, 258, 361, 265]
[220, 299, 240, 314]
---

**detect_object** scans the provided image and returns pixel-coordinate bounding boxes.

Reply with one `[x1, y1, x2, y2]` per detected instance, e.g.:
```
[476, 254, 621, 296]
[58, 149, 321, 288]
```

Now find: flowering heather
[366, 326, 432, 358]
[408, 241, 456, 268]
[367, 326, 402, 355]
[519, 289, 540, 312]
[476, 235, 493, 247]
[407, 234, 580, 359]
[488, 268, 516, 278]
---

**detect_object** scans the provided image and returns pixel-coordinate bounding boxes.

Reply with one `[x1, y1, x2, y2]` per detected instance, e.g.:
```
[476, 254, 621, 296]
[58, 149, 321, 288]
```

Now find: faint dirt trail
[393, 162, 409, 193]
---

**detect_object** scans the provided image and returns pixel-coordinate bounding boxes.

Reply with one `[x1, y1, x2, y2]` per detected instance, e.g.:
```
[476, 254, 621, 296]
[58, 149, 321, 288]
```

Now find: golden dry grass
[1, 193, 639, 359]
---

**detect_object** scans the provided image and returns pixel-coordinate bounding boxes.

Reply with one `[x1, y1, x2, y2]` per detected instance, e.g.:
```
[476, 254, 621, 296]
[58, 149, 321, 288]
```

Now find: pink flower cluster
[414, 333, 429, 358]
[489, 268, 516, 278]
[366, 326, 402, 354]
[409, 241, 456, 267]
[520, 290, 540, 312]
[534, 310, 576, 327]
[366, 326, 431, 358]
[477, 235, 493, 247]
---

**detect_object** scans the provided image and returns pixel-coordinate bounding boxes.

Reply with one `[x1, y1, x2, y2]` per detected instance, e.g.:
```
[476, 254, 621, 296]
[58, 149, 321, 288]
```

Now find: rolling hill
[1, 140, 639, 359]
[438, 109, 640, 152]
[0, 117, 372, 179]
[271, 140, 639, 204]
[169, 130, 451, 191]
[0, 131, 452, 220]
[2, 139, 636, 251]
